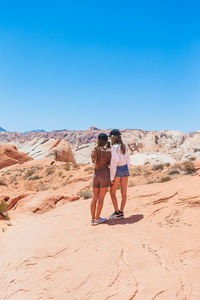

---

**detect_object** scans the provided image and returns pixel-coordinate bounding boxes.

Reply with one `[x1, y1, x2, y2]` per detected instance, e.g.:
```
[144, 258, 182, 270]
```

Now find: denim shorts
[115, 164, 130, 178]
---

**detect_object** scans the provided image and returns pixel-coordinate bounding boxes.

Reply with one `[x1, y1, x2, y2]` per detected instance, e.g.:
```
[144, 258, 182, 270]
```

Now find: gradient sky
[0, 0, 200, 132]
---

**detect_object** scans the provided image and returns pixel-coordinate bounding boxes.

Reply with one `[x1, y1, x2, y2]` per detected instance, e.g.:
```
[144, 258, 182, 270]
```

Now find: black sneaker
[109, 211, 120, 219]
[117, 210, 124, 219]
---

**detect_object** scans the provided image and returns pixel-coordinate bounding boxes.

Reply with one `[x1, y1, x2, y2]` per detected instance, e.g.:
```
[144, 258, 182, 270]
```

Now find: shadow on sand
[105, 214, 144, 226]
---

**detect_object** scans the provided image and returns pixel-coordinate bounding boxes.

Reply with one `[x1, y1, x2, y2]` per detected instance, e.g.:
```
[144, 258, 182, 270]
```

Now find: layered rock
[0, 145, 32, 169]
[19, 138, 75, 163]
[1, 129, 200, 166]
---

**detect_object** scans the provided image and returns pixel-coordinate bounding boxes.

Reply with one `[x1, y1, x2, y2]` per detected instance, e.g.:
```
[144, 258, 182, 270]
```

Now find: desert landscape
[0, 129, 200, 299]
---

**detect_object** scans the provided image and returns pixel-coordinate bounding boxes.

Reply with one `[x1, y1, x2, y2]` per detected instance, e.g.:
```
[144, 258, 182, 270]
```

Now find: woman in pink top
[109, 129, 130, 219]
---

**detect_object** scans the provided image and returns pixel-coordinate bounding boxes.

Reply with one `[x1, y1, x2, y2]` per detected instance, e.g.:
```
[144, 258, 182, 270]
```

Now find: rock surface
[1, 129, 200, 165]
[19, 138, 75, 163]
[0, 145, 32, 169]
[0, 161, 200, 299]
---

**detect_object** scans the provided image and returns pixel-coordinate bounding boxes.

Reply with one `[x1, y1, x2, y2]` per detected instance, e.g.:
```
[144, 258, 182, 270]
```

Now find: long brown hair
[93, 137, 108, 164]
[111, 135, 126, 154]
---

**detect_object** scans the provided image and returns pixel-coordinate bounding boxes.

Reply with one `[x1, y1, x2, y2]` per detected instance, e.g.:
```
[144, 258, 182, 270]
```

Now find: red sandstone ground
[0, 159, 200, 299]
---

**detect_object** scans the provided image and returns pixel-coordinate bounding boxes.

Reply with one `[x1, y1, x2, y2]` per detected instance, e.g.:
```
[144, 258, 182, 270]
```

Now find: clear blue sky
[0, 0, 200, 132]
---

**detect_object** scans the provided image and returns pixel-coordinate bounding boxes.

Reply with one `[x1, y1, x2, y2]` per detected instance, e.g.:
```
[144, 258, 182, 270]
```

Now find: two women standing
[90, 129, 130, 225]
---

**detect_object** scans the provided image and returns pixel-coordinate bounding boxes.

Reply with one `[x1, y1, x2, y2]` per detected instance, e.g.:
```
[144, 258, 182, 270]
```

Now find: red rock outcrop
[0, 145, 32, 169]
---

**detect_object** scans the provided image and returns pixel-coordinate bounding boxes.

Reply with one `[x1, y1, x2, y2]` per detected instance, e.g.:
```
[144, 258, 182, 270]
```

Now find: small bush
[0, 178, 7, 186]
[36, 181, 48, 191]
[10, 175, 17, 183]
[168, 169, 180, 175]
[46, 166, 55, 175]
[129, 166, 143, 176]
[24, 169, 34, 179]
[72, 164, 80, 170]
[128, 181, 135, 187]
[152, 164, 164, 171]
[84, 166, 94, 173]
[63, 162, 72, 171]
[0, 201, 8, 213]
[143, 169, 152, 176]
[146, 180, 155, 184]
[182, 161, 196, 174]
[78, 190, 92, 199]
[164, 163, 171, 167]
[159, 176, 171, 183]
[189, 157, 196, 161]
[29, 175, 42, 181]
[58, 171, 63, 177]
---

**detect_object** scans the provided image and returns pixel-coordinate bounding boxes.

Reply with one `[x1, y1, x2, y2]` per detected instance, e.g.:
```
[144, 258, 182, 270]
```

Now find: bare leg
[96, 187, 108, 220]
[91, 187, 99, 219]
[110, 177, 121, 212]
[120, 177, 128, 212]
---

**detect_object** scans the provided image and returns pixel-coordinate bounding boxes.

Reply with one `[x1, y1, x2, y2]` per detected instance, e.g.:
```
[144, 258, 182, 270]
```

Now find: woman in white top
[109, 129, 130, 219]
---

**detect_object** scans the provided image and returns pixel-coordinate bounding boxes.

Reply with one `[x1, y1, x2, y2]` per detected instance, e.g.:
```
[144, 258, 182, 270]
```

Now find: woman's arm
[125, 145, 130, 168]
[110, 146, 119, 181]
[91, 149, 95, 164]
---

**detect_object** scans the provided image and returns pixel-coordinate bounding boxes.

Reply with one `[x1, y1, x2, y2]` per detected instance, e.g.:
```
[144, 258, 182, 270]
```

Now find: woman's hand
[110, 180, 114, 185]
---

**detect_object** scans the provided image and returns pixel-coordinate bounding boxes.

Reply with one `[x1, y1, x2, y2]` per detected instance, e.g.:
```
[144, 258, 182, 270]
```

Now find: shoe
[109, 211, 120, 219]
[91, 217, 107, 226]
[117, 210, 124, 219]
[91, 219, 96, 226]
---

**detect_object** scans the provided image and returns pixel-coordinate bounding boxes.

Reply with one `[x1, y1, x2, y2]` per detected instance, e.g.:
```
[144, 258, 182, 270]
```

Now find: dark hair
[111, 135, 126, 154]
[93, 134, 108, 164]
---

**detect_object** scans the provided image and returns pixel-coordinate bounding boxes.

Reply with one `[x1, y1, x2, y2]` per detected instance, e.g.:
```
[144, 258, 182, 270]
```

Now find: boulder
[0, 145, 32, 169]
[19, 138, 75, 163]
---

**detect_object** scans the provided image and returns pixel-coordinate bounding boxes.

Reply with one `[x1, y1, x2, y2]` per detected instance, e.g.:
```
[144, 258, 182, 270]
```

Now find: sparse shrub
[182, 161, 196, 174]
[159, 176, 171, 183]
[164, 163, 171, 167]
[84, 166, 94, 173]
[146, 180, 154, 184]
[172, 162, 182, 170]
[63, 162, 72, 171]
[168, 169, 180, 175]
[0, 201, 8, 213]
[29, 175, 42, 181]
[143, 169, 152, 176]
[46, 166, 55, 175]
[152, 164, 164, 171]
[72, 163, 80, 170]
[0, 178, 7, 186]
[4, 171, 11, 175]
[36, 181, 48, 191]
[129, 166, 142, 176]
[24, 169, 34, 179]
[10, 175, 17, 183]
[189, 157, 196, 161]
[128, 180, 135, 187]
[78, 189, 92, 199]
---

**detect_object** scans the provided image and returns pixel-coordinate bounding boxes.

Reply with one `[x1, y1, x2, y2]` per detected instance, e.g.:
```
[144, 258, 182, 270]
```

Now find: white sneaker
[91, 217, 107, 225]
[91, 219, 96, 226]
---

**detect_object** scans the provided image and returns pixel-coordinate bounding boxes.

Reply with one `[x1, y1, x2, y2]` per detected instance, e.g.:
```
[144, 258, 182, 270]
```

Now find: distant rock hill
[23, 129, 46, 134]
[0, 126, 6, 132]
[0, 128, 200, 165]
